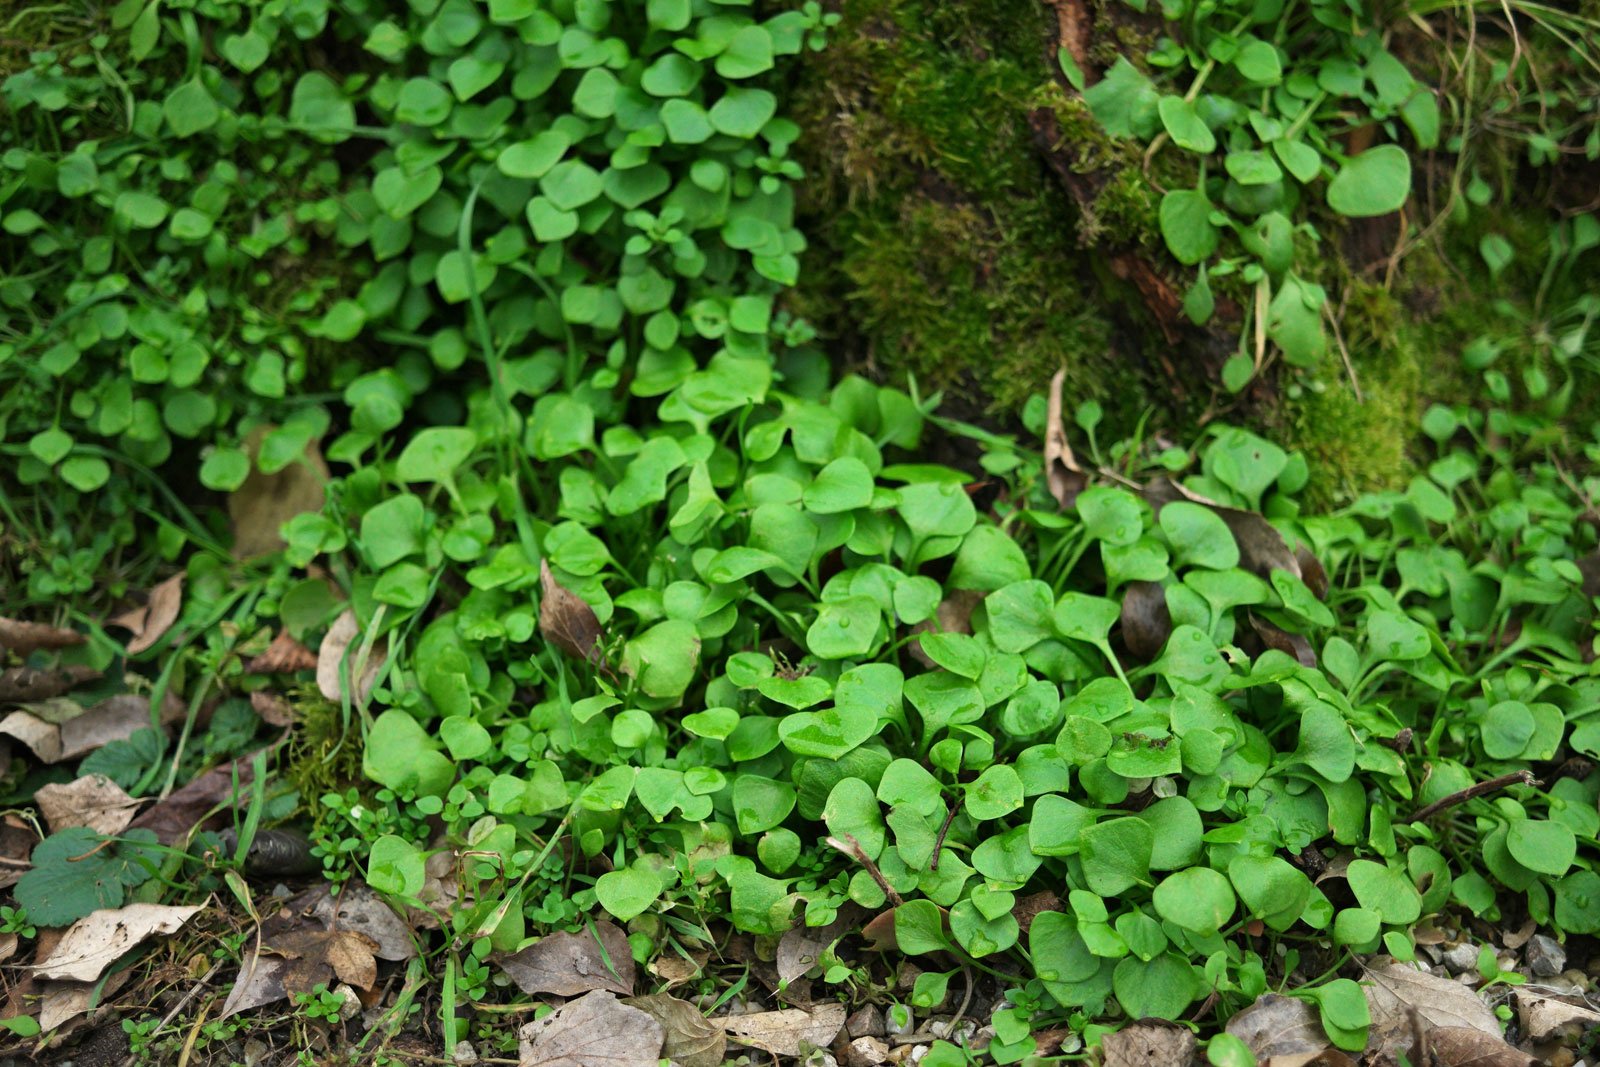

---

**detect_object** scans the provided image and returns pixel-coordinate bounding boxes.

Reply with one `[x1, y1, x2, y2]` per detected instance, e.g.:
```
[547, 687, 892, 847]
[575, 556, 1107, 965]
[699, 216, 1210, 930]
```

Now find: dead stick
[929, 800, 960, 872]
[826, 834, 903, 907]
[1410, 770, 1536, 822]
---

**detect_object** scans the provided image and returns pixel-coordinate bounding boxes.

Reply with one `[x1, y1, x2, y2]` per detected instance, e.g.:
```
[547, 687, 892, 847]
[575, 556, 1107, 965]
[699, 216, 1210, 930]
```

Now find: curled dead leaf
[1363, 959, 1500, 1036]
[0, 618, 84, 658]
[317, 610, 385, 705]
[249, 689, 297, 727]
[1101, 1020, 1196, 1067]
[1515, 989, 1600, 1041]
[34, 903, 202, 983]
[1045, 368, 1087, 509]
[34, 775, 140, 836]
[518, 990, 665, 1067]
[124, 573, 184, 656]
[497, 920, 634, 997]
[776, 905, 863, 986]
[0, 666, 98, 704]
[721, 1002, 846, 1058]
[624, 994, 726, 1067]
[248, 630, 318, 674]
[1296, 545, 1329, 599]
[649, 951, 707, 988]
[1249, 613, 1317, 668]
[267, 925, 380, 996]
[540, 560, 604, 662]
[1121, 580, 1172, 661]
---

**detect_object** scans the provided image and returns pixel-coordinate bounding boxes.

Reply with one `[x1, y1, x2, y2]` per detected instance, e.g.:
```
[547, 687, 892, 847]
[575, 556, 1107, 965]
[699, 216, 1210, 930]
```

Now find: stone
[847, 1004, 886, 1039]
[841, 1037, 891, 1067]
[1442, 942, 1480, 974]
[1527, 934, 1567, 977]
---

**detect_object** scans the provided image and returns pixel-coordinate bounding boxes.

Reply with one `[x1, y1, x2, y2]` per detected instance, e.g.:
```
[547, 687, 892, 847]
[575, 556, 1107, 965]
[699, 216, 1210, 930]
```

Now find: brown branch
[1409, 770, 1536, 822]
[825, 834, 903, 907]
[929, 801, 960, 872]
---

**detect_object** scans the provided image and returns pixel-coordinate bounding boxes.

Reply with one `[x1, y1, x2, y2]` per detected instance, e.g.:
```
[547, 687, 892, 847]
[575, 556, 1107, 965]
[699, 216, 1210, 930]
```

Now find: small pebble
[1528, 934, 1567, 977]
[885, 1005, 915, 1037]
[453, 1041, 479, 1065]
[847, 1004, 886, 1039]
[1443, 942, 1480, 974]
[841, 1037, 890, 1067]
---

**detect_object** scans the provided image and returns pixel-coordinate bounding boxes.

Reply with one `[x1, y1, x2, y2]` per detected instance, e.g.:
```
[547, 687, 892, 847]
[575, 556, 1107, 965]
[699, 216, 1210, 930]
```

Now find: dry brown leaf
[129, 758, 252, 845]
[907, 590, 985, 668]
[0, 933, 17, 965]
[301, 882, 416, 961]
[1296, 545, 1329, 599]
[0, 666, 98, 704]
[317, 610, 385, 704]
[721, 1001, 846, 1058]
[1514, 990, 1600, 1041]
[1264, 1052, 1356, 1067]
[624, 994, 726, 1067]
[497, 920, 634, 996]
[777, 906, 862, 986]
[1045, 368, 1087, 509]
[1249, 614, 1317, 668]
[1121, 580, 1172, 661]
[649, 950, 706, 988]
[1364, 959, 1500, 1037]
[34, 903, 202, 983]
[0, 618, 84, 658]
[34, 775, 141, 835]
[0, 816, 37, 891]
[1141, 478, 1302, 580]
[1102, 1020, 1196, 1067]
[125, 573, 184, 656]
[539, 560, 604, 662]
[220, 950, 290, 1019]
[37, 968, 132, 1032]
[248, 630, 318, 674]
[518, 990, 665, 1067]
[229, 427, 330, 559]
[250, 689, 297, 727]
[0, 710, 63, 763]
[1428, 1026, 1535, 1067]
[1226, 994, 1330, 1061]
[59, 694, 159, 762]
[267, 925, 380, 995]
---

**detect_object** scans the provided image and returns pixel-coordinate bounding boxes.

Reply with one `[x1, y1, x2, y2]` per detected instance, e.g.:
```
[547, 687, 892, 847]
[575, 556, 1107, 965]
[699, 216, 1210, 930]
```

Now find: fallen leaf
[34, 903, 202, 983]
[518, 990, 665, 1067]
[777, 906, 862, 986]
[1249, 613, 1317, 667]
[220, 951, 290, 1019]
[0, 666, 98, 704]
[0, 710, 63, 763]
[497, 920, 634, 996]
[721, 1002, 847, 1058]
[1364, 959, 1500, 1036]
[0, 815, 38, 890]
[37, 968, 132, 1032]
[317, 610, 385, 705]
[59, 694, 161, 762]
[624, 994, 726, 1067]
[1265, 1053, 1356, 1067]
[1428, 1026, 1535, 1067]
[129, 758, 253, 845]
[1226, 994, 1330, 1061]
[267, 925, 381, 996]
[250, 689, 297, 727]
[34, 775, 140, 835]
[907, 590, 985, 668]
[1296, 545, 1329, 599]
[648, 950, 706, 988]
[0, 933, 16, 965]
[1514, 989, 1600, 1041]
[229, 427, 330, 559]
[1501, 918, 1537, 951]
[0, 618, 84, 658]
[124, 574, 184, 656]
[248, 630, 318, 674]
[1142, 478, 1302, 580]
[1102, 1020, 1196, 1067]
[1121, 580, 1172, 661]
[1045, 368, 1087, 509]
[540, 561, 604, 662]
[302, 882, 417, 962]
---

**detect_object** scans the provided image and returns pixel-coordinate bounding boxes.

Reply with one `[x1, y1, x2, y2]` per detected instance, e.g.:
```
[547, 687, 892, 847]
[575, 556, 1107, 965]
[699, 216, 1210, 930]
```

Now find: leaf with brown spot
[1121, 580, 1172, 661]
[497, 921, 634, 996]
[1045, 368, 1087, 509]
[0, 619, 84, 658]
[317, 610, 385, 704]
[624, 995, 725, 1067]
[1101, 1020, 1196, 1067]
[248, 630, 318, 674]
[0, 666, 98, 704]
[518, 991, 665, 1067]
[266, 925, 380, 995]
[1428, 1026, 1535, 1067]
[34, 775, 140, 836]
[721, 1002, 847, 1058]
[1226, 994, 1330, 1061]
[229, 427, 330, 559]
[1249, 613, 1317, 667]
[124, 573, 184, 656]
[540, 560, 604, 662]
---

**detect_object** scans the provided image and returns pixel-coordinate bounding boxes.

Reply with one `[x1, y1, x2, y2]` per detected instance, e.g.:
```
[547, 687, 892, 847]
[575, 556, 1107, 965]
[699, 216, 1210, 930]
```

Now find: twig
[1324, 302, 1364, 403]
[929, 801, 960, 872]
[122, 959, 224, 1067]
[825, 835, 903, 906]
[947, 963, 975, 1037]
[1410, 770, 1536, 822]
